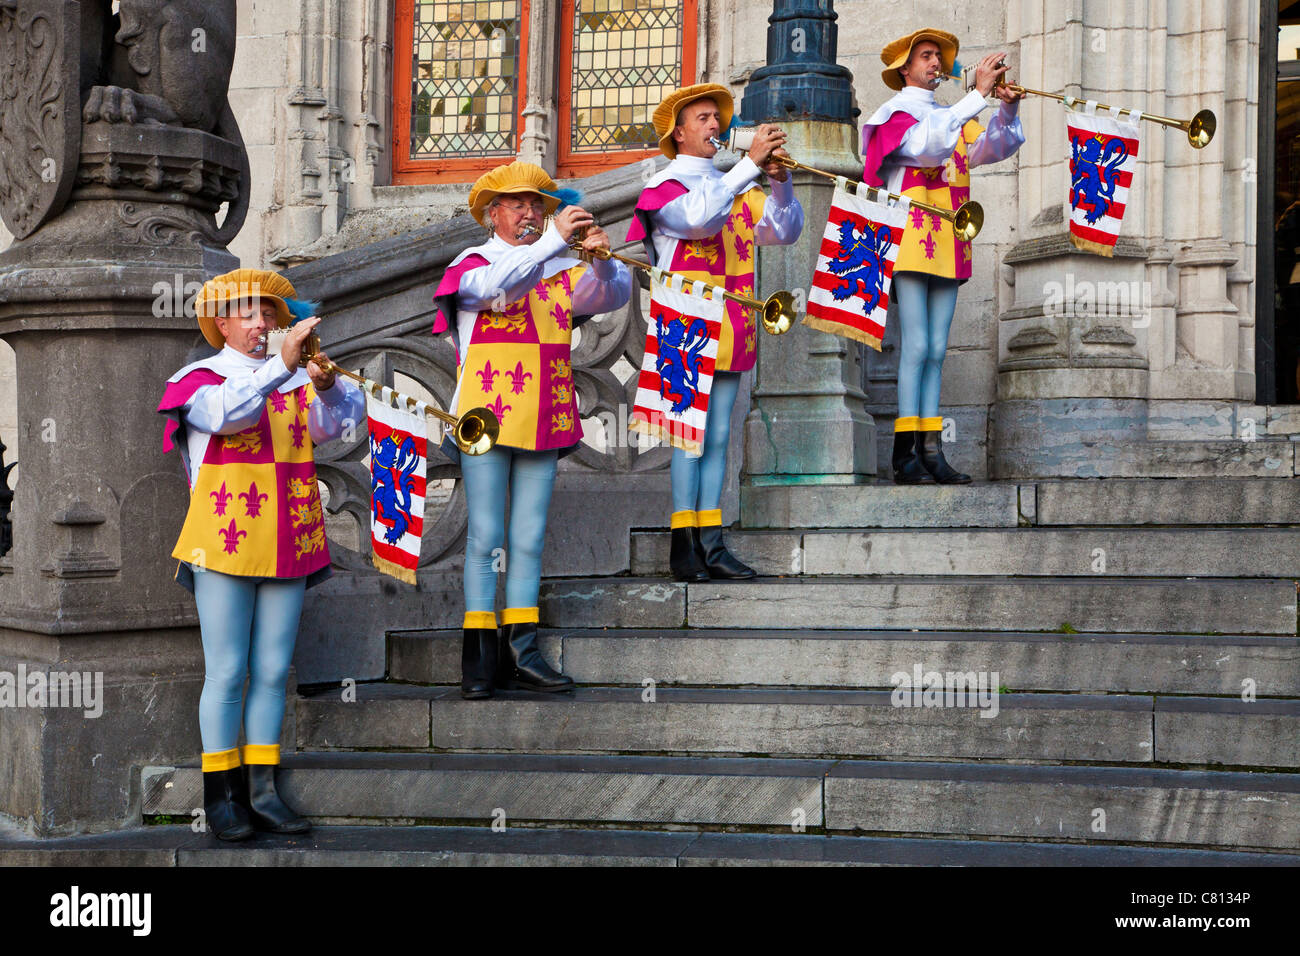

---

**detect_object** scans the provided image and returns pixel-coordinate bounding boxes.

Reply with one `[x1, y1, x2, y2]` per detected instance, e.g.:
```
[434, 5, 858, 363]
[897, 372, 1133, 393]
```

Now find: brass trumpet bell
[760, 290, 797, 335]
[1186, 109, 1216, 150]
[951, 201, 985, 243]
[454, 407, 500, 457]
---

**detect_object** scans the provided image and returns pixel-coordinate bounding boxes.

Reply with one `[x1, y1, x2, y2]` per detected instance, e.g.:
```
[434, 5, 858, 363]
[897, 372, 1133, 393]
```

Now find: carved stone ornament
[0, 0, 81, 239]
[0, 0, 248, 245]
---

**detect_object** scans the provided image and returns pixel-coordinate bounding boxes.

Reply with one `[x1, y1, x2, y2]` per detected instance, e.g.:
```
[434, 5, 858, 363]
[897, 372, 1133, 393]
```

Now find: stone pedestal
[744, 121, 876, 484]
[0, 121, 242, 834]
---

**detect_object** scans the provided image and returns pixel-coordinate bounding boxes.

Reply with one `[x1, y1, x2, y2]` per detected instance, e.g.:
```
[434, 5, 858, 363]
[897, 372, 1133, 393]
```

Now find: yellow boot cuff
[241, 744, 280, 766]
[697, 509, 723, 527]
[670, 510, 697, 529]
[201, 749, 241, 772]
[919, 416, 943, 432]
[894, 416, 919, 432]
[464, 611, 498, 629]
[501, 607, 539, 625]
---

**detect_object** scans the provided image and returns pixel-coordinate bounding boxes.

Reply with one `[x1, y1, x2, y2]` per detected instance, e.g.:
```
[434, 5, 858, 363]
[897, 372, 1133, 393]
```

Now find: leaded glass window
[568, 0, 684, 154]
[408, 1, 523, 160]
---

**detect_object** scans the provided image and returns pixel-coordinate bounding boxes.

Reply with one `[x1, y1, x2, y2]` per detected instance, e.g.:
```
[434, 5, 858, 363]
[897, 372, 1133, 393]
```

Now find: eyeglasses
[495, 199, 546, 215]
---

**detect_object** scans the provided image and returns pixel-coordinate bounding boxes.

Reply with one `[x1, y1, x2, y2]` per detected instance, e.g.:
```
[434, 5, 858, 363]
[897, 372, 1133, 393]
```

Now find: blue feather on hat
[285, 298, 320, 325]
[539, 186, 583, 211]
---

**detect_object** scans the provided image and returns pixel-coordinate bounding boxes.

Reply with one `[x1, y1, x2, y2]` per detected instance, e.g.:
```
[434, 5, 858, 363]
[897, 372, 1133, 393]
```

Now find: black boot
[892, 430, 933, 485]
[501, 621, 574, 692]
[246, 764, 311, 834]
[460, 627, 498, 699]
[696, 524, 756, 579]
[202, 767, 254, 842]
[669, 526, 709, 582]
[917, 430, 972, 484]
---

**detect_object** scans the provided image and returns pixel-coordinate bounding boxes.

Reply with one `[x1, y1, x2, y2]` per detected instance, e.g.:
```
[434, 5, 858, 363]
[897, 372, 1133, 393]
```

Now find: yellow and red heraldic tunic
[431, 227, 631, 455]
[158, 347, 364, 590]
[628, 152, 803, 371]
[862, 85, 1024, 282]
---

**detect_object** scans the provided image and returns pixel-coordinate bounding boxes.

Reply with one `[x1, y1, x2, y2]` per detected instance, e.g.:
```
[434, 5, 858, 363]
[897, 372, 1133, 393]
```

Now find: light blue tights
[193, 569, 305, 753]
[460, 446, 559, 613]
[671, 370, 741, 513]
[893, 272, 960, 420]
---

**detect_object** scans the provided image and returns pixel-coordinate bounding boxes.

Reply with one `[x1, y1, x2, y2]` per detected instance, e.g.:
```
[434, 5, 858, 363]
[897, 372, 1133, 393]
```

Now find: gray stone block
[175, 825, 692, 866]
[540, 578, 685, 629]
[740, 483, 1022, 529]
[823, 762, 1300, 850]
[1036, 477, 1300, 526]
[297, 685, 437, 750]
[685, 578, 1296, 636]
[427, 688, 1153, 762]
[144, 753, 827, 827]
[554, 630, 1300, 696]
[801, 528, 1300, 578]
[1155, 698, 1300, 768]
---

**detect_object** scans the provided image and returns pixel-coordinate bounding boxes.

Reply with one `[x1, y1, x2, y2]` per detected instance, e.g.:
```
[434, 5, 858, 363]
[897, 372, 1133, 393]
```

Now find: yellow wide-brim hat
[880, 28, 959, 91]
[193, 268, 296, 348]
[652, 83, 734, 159]
[468, 162, 562, 227]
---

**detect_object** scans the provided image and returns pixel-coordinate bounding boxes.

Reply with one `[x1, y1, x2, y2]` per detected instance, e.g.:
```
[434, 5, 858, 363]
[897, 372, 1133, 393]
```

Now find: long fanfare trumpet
[937, 65, 1216, 150]
[565, 227, 798, 335]
[709, 133, 985, 241]
[292, 332, 500, 455]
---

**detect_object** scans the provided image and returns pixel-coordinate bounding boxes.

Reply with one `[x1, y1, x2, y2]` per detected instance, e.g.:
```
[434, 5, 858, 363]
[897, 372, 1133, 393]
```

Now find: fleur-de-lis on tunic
[289, 419, 307, 449]
[210, 481, 232, 516]
[295, 386, 308, 410]
[929, 212, 943, 233]
[534, 282, 550, 302]
[557, 270, 573, 297]
[240, 481, 268, 518]
[218, 519, 246, 555]
[506, 361, 533, 395]
[921, 231, 937, 261]
[910, 208, 926, 231]
[268, 391, 288, 414]
[740, 205, 755, 231]
[953, 152, 968, 176]
[477, 360, 500, 393]
[551, 302, 569, 330]
[733, 235, 753, 263]
[487, 393, 511, 423]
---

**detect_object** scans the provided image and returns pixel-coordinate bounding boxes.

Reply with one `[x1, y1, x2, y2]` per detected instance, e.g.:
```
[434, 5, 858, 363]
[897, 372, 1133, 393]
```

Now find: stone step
[1035, 478, 1300, 526]
[140, 753, 1300, 852]
[739, 478, 1300, 530]
[740, 482, 1030, 529]
[538, 576, 1296, 635]
[297, 685, 1300, 767]
[629, 527, 1300, 578]
[388, 629, 1300, 697]
[7, 823, 1297, 867]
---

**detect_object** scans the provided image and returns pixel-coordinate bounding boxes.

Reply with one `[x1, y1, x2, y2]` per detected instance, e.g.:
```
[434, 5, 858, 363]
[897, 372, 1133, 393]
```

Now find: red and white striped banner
[1067, 102, 1141, 257]
[366, 392, 427, 584]
[628, 274, 723, 454]
[803, 181, 907, 350]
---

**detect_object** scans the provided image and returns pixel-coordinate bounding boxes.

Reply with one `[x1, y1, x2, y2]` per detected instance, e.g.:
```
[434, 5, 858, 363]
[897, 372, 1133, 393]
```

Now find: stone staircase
[122, 478, 1300, 864]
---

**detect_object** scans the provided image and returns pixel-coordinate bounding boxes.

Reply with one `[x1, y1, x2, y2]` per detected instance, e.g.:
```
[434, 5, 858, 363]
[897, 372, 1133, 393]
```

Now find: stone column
[740, 0, 875, 486]
[0, 2, 257, 834]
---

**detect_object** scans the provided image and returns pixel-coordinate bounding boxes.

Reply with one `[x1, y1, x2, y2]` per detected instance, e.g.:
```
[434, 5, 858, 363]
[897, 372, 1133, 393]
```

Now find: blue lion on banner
[370, 432, 420, 544]
[1070, 133, 1129, 225]
[654, 308, 710, 414]
[826, 218, 893, 316]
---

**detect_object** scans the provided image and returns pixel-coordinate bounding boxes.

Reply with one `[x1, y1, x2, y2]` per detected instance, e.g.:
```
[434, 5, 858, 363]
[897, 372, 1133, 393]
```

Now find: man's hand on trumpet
[973, 51, 1012, 98]
[552, 205, 596, 242]
[577, 221, 612, 256]
[746, 123, 791, 183]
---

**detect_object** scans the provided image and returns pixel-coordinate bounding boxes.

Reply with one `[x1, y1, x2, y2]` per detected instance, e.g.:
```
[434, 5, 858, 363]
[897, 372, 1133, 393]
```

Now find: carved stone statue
[0, 0, 248, 246]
